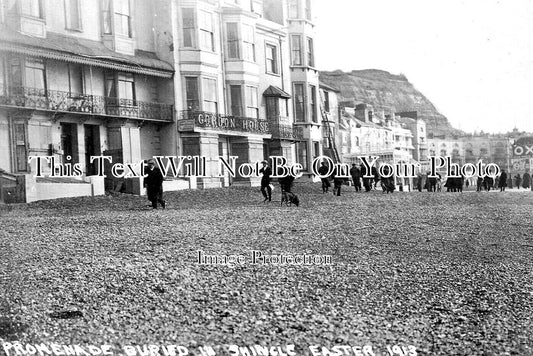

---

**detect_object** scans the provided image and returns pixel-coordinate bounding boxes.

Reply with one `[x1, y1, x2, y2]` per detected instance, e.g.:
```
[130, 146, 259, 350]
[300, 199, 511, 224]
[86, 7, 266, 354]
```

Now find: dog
[281, 190, 300, 207]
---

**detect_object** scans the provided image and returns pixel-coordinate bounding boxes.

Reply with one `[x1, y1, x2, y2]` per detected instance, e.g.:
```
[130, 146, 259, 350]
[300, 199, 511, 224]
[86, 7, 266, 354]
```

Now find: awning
[263, 85, 291, 98]
[0, 29, 174, 78]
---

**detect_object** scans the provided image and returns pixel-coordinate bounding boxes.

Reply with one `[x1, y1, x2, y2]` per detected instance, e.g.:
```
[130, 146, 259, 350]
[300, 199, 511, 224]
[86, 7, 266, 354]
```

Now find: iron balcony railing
[178, 110, 270, 135]
[270, 123, 304, 140]
[0, 86, 173, 122]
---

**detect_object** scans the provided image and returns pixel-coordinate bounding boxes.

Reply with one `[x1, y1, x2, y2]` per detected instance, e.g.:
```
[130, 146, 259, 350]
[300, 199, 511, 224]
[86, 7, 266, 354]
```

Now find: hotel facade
[0, 0, 321, 202]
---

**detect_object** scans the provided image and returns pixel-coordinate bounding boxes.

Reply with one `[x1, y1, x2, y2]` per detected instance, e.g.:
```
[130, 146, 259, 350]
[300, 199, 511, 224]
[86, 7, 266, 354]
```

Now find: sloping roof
[319, 80, 340, 92]
[0, 28, 173, 78]
[263, 85, 291, 98]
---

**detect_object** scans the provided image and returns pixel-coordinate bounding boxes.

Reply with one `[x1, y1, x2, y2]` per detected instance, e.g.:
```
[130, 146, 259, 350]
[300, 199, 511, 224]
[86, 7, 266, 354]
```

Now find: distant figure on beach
[515, 174, 522, 189]
[350, 164, 362, 192]
[259, 160, 272, 202]
[499, 170, 507, 192]
[144, 159, 165, 209]
[318, 161, 331, 193]
[522, 172, 530, 189]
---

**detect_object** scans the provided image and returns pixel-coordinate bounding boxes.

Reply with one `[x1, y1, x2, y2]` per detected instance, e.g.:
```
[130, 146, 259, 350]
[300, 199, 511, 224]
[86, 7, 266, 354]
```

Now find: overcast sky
[314, 0, 533, 134]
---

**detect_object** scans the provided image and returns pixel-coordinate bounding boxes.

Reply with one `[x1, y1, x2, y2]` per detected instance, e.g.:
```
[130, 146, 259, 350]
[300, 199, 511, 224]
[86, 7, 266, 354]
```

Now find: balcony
[269, 115, 304, 141]
[0, 87, 173, 122]
[178, 110, 270, 135]
[270, 123, 304, 140]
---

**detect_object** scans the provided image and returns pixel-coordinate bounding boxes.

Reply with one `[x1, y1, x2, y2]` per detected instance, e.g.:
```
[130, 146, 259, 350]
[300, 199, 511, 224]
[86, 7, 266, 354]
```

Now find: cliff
[320, 69, 462, 136]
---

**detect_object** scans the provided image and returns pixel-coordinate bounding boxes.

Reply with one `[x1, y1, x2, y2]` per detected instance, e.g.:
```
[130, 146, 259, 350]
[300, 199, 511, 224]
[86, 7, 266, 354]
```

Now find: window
[114, 0, 131, 37]
[20, 0, 42, 18]
[65, 0, 81, 30]
[294, 83, 305, 122]
[307, 37, 314, 67]
[105, 72, 135, 102]
[313, 141, 320, 158]
[309, 85, 316, 122]
[202, 78, 217, 113]
[118, 73, 135, 101]
[296, 141, 308, 171]
[0, 58, 5, 95]
[68, 64, 83, 95]
[323, 91, 330, 112]
[245, 86, 258, 118]
[10, 58, 23, 89]
[305, 0, 311, 20]
[265, 43, 278, 74]
[226, 23, 239, 58]
[291, 35, 302, 65]
[199, 10, 214, 51]
[182, 8, 195, 47]
[13, 122, 28, 172]
[230, 85, 243, 116]
[185, 77, 199, 110]
[102, 0, 112, 34]
[25, 58, 45, 90]
[288, 0, 298, 18]
[242, 24, 255, 61]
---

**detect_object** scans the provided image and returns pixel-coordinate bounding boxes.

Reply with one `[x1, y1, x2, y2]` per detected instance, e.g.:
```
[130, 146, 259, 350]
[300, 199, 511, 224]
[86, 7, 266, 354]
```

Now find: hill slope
[320, 69, 461, 136]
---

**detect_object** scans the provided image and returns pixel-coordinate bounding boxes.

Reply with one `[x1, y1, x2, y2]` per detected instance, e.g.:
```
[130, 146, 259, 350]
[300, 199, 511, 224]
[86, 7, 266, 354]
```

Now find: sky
[314, 0, 533, 134]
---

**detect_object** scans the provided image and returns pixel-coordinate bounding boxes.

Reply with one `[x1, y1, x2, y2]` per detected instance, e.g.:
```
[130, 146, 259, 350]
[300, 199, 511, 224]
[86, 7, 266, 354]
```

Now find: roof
[319, 81, 341, 93]
[0, 28, 173, 78]
[263, 85, 291, 98]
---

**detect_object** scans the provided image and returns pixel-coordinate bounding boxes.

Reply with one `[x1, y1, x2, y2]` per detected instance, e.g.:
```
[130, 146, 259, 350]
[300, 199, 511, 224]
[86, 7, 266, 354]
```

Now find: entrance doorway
[84, 124, 101, 175]
[60, 122, 78, 164]
[218, 137, 231, 187]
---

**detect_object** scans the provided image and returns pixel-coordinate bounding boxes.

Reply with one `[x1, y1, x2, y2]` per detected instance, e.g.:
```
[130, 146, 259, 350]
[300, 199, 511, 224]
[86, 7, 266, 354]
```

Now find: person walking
[259, 160, 272, 202]
[499, 170, 508, 192]
[522, 172, 530, 189]
[349, 163, 362, 192]
[331, 171, 343, 196]
[515, 173, 522, 189]
[318, 161, 331, 193]
[144, 159, 165, 209]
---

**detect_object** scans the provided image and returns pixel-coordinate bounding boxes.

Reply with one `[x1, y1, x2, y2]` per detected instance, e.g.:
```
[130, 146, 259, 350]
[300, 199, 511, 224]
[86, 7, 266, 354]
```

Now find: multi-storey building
[0, 0, 175, 202]
[0, 0, 318, 202]
[286, 0, 320, 173]
[173, 0, 303, 188]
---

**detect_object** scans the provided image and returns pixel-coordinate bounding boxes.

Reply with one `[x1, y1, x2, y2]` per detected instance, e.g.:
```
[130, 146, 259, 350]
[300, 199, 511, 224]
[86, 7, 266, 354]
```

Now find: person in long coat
[144, 159, 165, 209]
[522, 172, 531, 189]
[318, 162, 331, 193]
[349, 164, 362, 192]
[515, 174, 522, 189]
[499, 170, 508, 192]
[259, 160, 272, 202]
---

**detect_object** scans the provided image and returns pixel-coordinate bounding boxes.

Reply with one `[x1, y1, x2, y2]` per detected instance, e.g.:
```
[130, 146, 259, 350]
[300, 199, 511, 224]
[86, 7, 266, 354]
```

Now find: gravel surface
[1, 184, 532, 356]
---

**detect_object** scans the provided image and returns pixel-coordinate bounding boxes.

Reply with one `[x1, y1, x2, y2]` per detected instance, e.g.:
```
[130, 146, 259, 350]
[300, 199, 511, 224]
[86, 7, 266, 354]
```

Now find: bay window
[291, 35, 302, 65]
[245, 86, 258, 118]
[199, 10, 214, 51]
[230, 85, 243, 116]
[182, 8, 195, 47]
[242, 24, 255, 61]
[202, 78, 218, 113]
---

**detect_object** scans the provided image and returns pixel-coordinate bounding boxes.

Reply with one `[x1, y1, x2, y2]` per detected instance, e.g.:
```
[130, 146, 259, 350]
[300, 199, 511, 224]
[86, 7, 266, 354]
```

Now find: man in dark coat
[259, 160, 272, 202]
[515, 174, 522, 189]
[144, 159, 165, 209]
[499, 170, 508, 192]
[361, 164, 372, 192]
[318, 161, 331, 193]
[349, 164, 362, 192]
[522, 172, 530, 189]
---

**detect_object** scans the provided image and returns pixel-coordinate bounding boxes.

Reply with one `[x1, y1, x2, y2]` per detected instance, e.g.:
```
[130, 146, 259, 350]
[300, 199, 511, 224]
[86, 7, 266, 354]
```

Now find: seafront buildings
[0, 0, 529, 203]
[0, 0, 320, 202]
